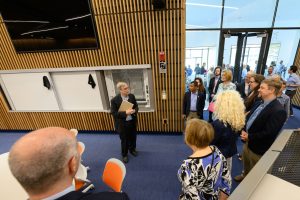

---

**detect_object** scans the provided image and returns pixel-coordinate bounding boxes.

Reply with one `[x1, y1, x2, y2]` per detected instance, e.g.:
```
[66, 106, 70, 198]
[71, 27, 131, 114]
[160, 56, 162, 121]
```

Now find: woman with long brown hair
[244, 74, 265, 112]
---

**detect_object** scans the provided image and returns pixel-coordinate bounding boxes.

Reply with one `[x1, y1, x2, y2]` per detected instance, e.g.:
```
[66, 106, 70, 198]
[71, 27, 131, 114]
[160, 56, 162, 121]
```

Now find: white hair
[116, 82, 128, 90]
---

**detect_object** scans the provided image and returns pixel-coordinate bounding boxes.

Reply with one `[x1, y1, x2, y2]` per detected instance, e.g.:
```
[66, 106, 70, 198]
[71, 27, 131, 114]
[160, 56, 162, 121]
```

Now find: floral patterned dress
[178, 146, 231, 200]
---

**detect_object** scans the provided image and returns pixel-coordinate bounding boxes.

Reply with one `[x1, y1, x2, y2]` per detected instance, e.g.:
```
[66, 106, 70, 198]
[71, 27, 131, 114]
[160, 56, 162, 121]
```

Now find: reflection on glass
[223, 0, 276, 28]
[112, 69, 146, 101]
[274, 0, 300, 27]
[186, 0, 222, 29]
[266, 30, 300, 79]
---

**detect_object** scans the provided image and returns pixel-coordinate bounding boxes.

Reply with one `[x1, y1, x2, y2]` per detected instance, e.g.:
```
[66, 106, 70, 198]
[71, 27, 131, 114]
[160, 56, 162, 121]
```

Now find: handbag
[208, 102, 215, 112]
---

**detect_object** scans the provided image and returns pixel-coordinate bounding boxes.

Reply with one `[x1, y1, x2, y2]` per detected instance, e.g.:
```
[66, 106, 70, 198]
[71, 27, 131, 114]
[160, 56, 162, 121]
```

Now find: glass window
[274, 0, 300, 27]
[223, 0, 276, 28]
[185, 31, 220, 90]
[111, 69, 146, 101]
[266, 29, 300, 79]
[186, 0, 222, 29]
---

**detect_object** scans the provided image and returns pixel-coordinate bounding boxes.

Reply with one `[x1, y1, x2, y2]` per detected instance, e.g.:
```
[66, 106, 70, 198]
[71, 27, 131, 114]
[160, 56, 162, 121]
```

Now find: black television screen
[0, 0, 99, 53]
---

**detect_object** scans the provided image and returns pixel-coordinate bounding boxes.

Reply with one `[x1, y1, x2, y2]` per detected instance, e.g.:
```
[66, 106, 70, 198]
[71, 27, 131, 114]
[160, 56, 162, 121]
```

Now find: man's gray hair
[8, 131, 78, 194]
[117, 82, 128, 90]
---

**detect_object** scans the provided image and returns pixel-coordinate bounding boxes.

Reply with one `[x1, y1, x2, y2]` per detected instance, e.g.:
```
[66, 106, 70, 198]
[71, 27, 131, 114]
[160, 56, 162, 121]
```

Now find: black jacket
[183, 91, 206, 118]
[236, 82, 247, 99]
[110, 94, 139, 132]
[56, 191, 130, 200]
[211, 119, 237, 158]
[208, 77, 222, 101]
[246, 99, 287, 155]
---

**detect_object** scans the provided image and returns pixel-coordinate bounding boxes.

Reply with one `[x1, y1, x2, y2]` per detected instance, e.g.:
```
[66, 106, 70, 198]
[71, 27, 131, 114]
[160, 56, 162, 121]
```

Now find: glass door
[218, 29, 272, 82]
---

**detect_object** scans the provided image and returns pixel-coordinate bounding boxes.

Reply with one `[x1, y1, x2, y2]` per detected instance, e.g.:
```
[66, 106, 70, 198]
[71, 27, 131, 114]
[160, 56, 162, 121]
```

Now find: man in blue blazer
[111, 82, 139, 164]
[235, 79, 287, 181]
[182, 81, 206, 120]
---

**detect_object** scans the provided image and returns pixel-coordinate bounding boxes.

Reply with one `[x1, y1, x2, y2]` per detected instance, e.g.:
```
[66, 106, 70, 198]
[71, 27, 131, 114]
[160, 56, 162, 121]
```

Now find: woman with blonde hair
[211, 90, 245, 172]
[215, 69, 236, 95]
[178, 119, 231, 200]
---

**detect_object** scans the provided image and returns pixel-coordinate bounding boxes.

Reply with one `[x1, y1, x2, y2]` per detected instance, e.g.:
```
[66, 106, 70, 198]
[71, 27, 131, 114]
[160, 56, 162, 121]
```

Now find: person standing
[183, 81, 206, 120]
[208, 66, 222, 122]
[178, 119, 231, 200]
[194, 63, 201, 78]
[215, 69, 236, 95]
[234, 79, 287, 182]
[236, 71, 254, 99]
[211, 90, 245, 173]
[111, 82, 139, 163]
[285, 65, 300, 116]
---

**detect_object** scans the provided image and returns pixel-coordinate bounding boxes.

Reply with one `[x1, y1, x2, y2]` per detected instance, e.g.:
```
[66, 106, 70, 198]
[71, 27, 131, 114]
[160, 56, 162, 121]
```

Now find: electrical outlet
[163, 118, 168, 124]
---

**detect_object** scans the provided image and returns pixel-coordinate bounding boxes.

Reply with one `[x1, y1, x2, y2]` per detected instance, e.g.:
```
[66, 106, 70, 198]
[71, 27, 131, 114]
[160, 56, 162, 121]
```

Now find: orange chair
[102, 158, 126, 192]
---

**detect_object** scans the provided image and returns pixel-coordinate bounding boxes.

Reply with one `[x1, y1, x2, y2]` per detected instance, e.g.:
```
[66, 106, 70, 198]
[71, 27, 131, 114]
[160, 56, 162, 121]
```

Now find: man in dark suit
[182, 81, 206, 120]
[234, 79, 287, 182]
[208, 66, 222, 122]
[236, 71, 253, 99]
[8, 127, 129, 200]
[111, 82, 139, 164]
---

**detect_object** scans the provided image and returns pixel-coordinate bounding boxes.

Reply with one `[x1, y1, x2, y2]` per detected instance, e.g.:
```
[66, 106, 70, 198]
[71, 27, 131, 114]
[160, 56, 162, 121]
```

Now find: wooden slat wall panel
[292, 47, 300, 107]
[0, 0, 185, 132]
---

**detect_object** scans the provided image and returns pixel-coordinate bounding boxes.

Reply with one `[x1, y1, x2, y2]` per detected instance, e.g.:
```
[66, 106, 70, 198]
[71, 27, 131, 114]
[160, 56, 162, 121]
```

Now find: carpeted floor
[0, 108, 299, 200]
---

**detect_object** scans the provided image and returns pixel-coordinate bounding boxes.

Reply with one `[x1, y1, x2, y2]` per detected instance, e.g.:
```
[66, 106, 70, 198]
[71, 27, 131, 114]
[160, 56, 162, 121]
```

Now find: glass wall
[274, 0, 300, 27]
[186, 0, 222, 29]
[266, 30, 300, 79]
[186, 0, 300, 83]
[185, 31, 220, 91]
[223, 0, 276, 28]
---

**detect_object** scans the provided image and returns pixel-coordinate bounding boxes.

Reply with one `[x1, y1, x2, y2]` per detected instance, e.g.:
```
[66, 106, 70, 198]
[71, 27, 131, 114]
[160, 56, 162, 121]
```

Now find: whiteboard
[51, 71, 104, 111]
[0, 73, 59, 111]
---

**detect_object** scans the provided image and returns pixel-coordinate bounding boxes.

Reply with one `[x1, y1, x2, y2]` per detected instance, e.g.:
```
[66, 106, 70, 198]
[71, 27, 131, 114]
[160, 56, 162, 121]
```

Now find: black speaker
[152, 0, 166, 10]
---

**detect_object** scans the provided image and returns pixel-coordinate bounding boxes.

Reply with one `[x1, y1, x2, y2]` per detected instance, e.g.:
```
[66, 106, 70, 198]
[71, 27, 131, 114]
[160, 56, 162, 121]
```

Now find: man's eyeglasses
[249, 81, 256, 84]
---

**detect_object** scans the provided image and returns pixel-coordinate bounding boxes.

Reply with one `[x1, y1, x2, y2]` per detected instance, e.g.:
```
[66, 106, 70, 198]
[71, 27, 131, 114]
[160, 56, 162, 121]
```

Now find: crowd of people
[180, 64, 299, 199]
[4, 65, 299, 200]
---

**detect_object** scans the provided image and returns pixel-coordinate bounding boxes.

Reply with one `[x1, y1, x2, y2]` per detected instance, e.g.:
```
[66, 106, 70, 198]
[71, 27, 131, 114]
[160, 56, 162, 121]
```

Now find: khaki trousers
[186, 112, 199, 121]
[242, 143, 262, 176]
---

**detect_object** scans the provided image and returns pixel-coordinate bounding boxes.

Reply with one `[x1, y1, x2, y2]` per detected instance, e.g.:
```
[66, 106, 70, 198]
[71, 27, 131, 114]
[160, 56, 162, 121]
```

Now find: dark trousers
[208, 96, 213, 122]
[285, 90, 296, 115]
[119, 121, 137, 157]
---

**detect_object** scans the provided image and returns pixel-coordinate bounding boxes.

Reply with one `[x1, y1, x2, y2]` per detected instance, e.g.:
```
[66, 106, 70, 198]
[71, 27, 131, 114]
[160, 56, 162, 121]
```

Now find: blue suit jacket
[246, 99, 287, 155]
[183, 90, 206, 119]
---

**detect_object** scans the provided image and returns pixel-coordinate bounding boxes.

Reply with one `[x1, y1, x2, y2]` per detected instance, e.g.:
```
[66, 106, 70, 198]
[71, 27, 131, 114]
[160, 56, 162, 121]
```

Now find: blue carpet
[0, 108, 299, 200]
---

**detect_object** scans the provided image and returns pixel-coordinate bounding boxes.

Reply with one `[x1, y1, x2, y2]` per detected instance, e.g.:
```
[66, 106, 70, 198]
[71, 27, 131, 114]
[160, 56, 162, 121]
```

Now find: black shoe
[122, 156, 129, 163]
[130, 150, 138, 157]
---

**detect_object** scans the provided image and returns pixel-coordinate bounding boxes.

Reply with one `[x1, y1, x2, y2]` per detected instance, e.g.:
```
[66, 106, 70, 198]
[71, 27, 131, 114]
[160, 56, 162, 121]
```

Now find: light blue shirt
[121, 95, 133, 121]
[42, 185, 75, 200]
[286, 73, 300, 91]
[246, 100, 272, 132]
[277, 93, 290, 118]
[190, 92, 198, 111]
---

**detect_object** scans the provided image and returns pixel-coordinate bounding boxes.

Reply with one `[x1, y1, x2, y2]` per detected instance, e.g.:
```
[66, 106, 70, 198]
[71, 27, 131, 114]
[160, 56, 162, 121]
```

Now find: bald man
[8, 127, 129, 200]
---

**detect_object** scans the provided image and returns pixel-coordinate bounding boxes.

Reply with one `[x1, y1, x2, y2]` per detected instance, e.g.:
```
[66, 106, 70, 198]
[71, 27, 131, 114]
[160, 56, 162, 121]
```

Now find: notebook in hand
[118, 100, 134, 112]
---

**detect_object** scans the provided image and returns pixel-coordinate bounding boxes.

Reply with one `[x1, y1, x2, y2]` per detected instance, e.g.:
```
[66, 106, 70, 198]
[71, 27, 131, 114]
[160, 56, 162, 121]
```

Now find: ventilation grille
[271, 130, 300, 186]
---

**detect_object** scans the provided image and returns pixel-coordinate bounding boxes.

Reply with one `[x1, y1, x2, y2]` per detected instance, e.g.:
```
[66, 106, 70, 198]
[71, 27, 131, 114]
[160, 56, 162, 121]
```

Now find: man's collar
[42, 185, 75, 200]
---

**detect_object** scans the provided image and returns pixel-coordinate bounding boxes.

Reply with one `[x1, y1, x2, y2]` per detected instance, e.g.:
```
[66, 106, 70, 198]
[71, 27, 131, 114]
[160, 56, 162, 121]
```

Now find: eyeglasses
[249, 81, 256, 84]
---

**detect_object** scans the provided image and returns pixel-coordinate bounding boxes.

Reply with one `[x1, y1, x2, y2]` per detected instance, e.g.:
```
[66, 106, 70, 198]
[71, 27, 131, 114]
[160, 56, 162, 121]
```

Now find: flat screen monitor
[0, 0, 99, 53]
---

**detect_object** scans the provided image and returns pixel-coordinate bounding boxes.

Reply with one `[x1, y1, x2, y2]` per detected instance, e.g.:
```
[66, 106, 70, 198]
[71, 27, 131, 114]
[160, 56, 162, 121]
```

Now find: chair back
[102, 158, 126, 192]
[78, 141, 85, 155]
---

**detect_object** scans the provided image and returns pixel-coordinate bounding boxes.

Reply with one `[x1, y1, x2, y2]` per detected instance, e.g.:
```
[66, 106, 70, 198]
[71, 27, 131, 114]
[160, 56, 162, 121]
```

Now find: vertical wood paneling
[0, 0, 185, 132]
[292, 47, 300, 107]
